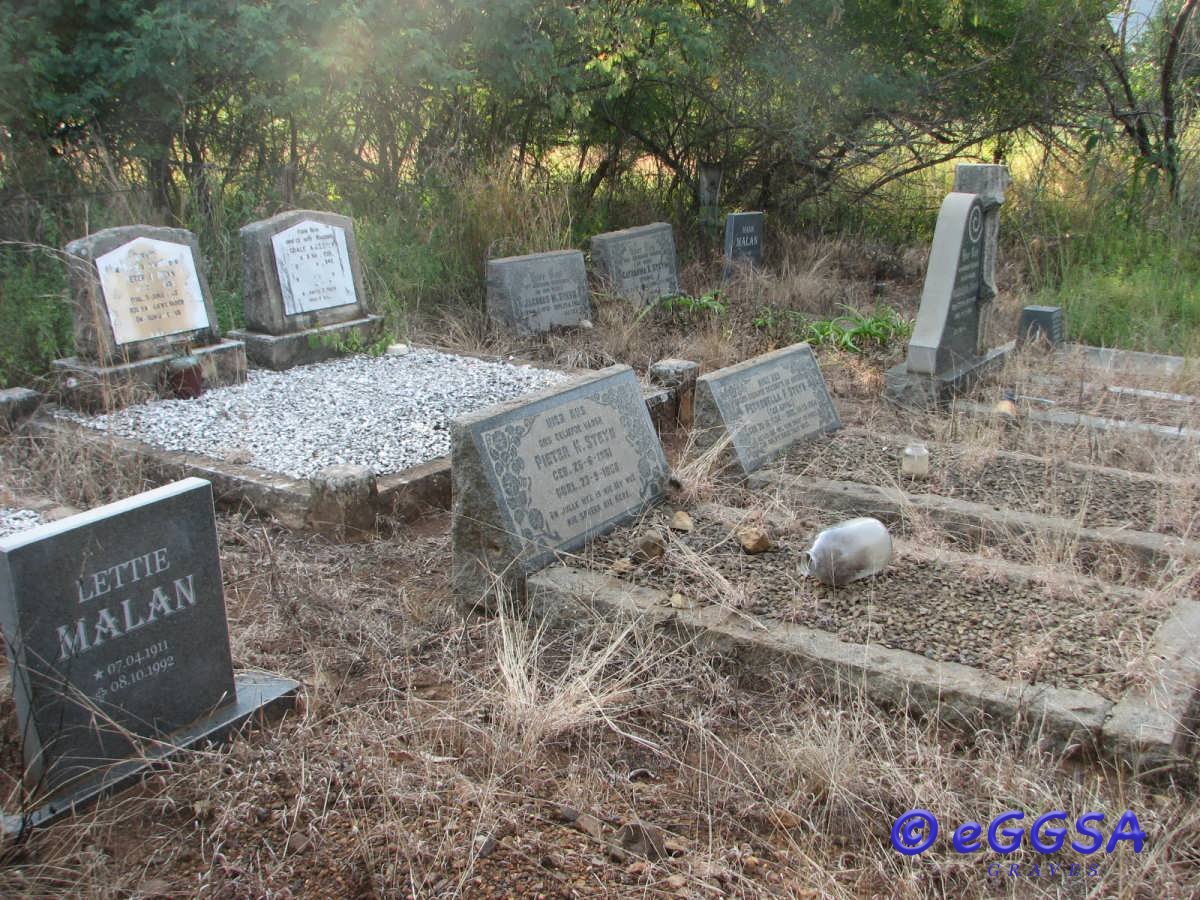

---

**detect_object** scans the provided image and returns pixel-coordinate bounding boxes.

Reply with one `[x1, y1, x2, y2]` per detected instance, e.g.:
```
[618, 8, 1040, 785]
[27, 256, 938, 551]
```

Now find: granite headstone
[589, 223, 680, 306]
[1018, 305, 1065, 347]
[694, 343, 840, 474]
[723, 212, 765, 276]
[452, 366, 668, 607]
[885, 178, 1013, 406]
[486, 250, 592, 335]
[952, 164, 1010, 352]
[905, 192, 987, 375]
[0, 479, 237, 793]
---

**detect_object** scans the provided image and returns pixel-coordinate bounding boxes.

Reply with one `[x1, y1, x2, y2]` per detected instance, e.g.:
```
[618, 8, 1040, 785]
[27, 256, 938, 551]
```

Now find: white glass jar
[800, 517, 893, 587]
[901, 442, 930, 478]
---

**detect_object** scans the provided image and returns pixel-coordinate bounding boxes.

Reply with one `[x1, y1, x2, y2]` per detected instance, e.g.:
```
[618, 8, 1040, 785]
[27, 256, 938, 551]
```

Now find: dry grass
[2, 233, 1200, 896]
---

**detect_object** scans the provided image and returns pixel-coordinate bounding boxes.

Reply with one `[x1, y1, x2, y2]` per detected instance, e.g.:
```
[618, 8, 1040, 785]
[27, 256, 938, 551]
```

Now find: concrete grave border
[527, 514, 1200, 772]
[747, 467, 1200, 581]
[25, 349, 681, 534]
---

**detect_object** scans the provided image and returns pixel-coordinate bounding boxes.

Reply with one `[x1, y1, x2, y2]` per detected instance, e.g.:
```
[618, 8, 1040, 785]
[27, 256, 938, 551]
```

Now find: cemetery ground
[0, 241, 1198, 896]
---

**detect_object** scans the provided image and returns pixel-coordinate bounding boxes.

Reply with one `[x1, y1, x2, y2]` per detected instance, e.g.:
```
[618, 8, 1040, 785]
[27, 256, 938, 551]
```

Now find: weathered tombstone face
[589, 223, 680, 307]
[452, 366, 668, 605]
[1018, 305, 1065, 347]
[486, 250, 592, 335]
[240, 210, 367, 334]
[694, 343, 840, 474]
[0, 479, 235, 793]
[723, 212, 765, 270]
[64, 227, 220, 363]
[905, 193, 986, 375]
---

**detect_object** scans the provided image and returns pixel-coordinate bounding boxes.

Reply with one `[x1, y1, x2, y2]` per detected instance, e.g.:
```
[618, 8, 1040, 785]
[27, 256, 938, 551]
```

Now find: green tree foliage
[1, 0, 1127, 221]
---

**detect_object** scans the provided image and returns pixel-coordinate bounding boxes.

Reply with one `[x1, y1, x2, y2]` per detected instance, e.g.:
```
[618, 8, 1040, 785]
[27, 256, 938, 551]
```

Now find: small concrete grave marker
[723, 212, 764, 276]
[886, 164, 1013, 406]
[694, 343, 840, 474]
[589, 223, 680, 306]
[452, 366, 668, 608]
[229, 210, 382, 369]
[1018, 305, 1065, 347]
[0, 478, 297, 832]
[55, 226, 246, 409]
[486, 250, 592, 335]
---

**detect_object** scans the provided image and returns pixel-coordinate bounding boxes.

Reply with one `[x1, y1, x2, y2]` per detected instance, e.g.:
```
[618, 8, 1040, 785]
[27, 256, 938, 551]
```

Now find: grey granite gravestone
[227, 210, 383, 369]
[485, 250, 592, 335]
[694, 343, 840, 474]
[0, 478, 297, 832]
[885, 179, 1013, 406]
[589, 223, 680, 306]
[723, 212, 765, 277]
[452, 366, 668, 610]
[53, 226, 247, 409]
[1018, 305, 1065, 347]
[952, 164, 1010, 350]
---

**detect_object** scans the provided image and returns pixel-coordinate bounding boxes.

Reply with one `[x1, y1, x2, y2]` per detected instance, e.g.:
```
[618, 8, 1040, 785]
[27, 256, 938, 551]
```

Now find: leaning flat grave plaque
[271, 219, 358, 316]
[0, 478, 236, 795]
[698, 343, 841, 474]
[487, 250, 591, 335]
[592, 224, 680, 306]
[96, 237, 210, 346]
[467, 368, 668, 571]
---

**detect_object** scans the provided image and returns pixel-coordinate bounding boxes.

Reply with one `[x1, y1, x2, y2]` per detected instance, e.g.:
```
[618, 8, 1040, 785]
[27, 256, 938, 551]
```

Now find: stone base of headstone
[885, 341, 1014, 408]
[1, 670, 299, 836]
[649, 358, 700, 428]
[227, 314, 384, 370]
[309, 464, 379, 540]
[0, 387, 42, 428]
[52, 339, 247, 411]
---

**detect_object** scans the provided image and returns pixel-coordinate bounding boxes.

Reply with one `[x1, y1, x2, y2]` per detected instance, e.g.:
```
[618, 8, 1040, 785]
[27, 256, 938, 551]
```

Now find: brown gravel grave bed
[777, 429, 1196, 536]
[575, 508, 1171, 701]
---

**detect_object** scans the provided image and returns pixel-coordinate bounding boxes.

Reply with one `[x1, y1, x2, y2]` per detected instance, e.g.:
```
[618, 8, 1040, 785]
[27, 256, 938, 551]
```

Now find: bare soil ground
[0, 243, 1197, 897]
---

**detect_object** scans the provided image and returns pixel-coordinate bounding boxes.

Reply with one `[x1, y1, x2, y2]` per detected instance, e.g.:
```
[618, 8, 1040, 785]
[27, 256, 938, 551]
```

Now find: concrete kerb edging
[1102, 599, 1200, 771]
[526, 565, 1113, 757]
[953, 399, 1200, 443]
[747, 470, 1200, 577]
[22, 350, 680, 533]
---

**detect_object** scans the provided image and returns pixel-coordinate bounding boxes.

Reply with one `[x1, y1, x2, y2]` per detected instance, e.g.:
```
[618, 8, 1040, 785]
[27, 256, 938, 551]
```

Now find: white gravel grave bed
[56, 349, 573, 479]
[0, 508, 44, 539]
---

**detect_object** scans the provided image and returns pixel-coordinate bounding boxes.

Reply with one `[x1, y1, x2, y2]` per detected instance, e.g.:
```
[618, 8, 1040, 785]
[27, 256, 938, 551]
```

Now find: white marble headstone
[96, 238, 210, 346]
[271, 220, 357, 316]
